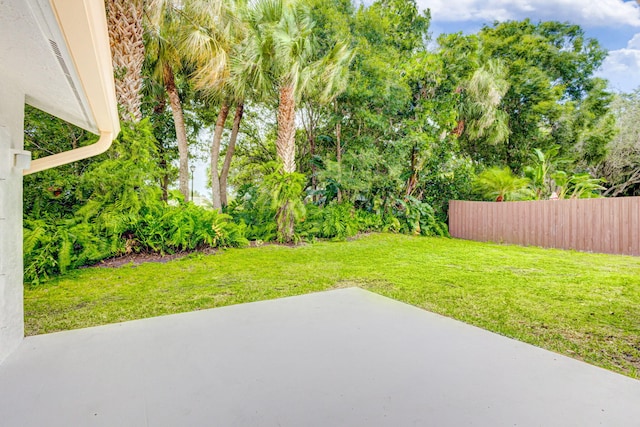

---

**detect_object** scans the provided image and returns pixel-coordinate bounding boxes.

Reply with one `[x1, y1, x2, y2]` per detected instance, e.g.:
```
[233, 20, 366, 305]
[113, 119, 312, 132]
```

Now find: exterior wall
[449, 198, 640, 256]
[0, 84, 25, 364]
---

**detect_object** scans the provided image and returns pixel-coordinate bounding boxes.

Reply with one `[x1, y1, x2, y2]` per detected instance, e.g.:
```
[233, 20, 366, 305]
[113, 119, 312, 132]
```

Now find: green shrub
[473, 167, 534, 201]
[265, 168, 306, 243]
[24, 218, 115, 284]
[24, 203, 248, 284]
[296, 199, 447, 241]
[299, 203, 359, 241]
[23, 120, 248, 285]
[137, 204, 248, 253]
[392, 196, 449, 237]
[227, 183, 278, 242]
[355, 209, 400, 233]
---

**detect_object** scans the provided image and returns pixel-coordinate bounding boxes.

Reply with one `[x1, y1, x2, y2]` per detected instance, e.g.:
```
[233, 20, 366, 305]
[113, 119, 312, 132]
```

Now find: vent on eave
[48, 39, 92, 126]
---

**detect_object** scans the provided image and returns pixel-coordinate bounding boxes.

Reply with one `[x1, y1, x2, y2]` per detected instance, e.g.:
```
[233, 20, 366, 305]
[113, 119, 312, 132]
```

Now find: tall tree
[316, 0, 430, 206]
[302, 0, 354, 197]
[240, 0, 314, 173]
[106, 0, 145, 122]
[146, 0, 193, 201]
[181, 0, 242, 210]
[599, 88, 640, 196]
[439, 20, 612, 171]
[220, 103, 245, 206]
[234, 0, 351, 240]
[455, 59, 510, 157]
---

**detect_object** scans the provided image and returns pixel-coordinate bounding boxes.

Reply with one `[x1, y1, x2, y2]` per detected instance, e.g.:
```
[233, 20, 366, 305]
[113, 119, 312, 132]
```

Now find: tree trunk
[163, 63, 190, 202]
[153, 95, 170, 202]
[301, 103, 319, 201]
[276, 84, 297, 173]
[275, 85, 299, 242]
[220, 103, 244, 207]
[277, 200, 295, 244]
[211, 101, 230, 211]
[406, 145, 418, 197]
[309, 131, 317, 200]
[106, 0, 144, 122]
[336, 120, 342, 203]
[160, 159, 169, 202]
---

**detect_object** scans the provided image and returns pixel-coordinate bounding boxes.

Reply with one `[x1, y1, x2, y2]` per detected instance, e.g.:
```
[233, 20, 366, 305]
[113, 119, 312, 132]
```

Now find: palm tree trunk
[276, 84, 297, 173]
[211, 101, 230, 211]
[220, 103, 244, 207]
[163, 63, 190, 202]
[106, 0, 144, 122]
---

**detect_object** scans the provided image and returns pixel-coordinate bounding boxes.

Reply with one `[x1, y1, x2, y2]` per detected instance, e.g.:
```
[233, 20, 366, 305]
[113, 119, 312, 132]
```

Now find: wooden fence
[448, 197, 640, 256]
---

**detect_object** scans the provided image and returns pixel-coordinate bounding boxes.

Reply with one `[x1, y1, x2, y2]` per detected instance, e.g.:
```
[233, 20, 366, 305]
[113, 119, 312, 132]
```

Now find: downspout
[22, 130, 114, 175]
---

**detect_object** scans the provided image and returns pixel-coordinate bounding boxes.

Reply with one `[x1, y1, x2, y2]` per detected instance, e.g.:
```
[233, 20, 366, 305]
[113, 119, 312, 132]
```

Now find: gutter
[23, 131, 114, 175]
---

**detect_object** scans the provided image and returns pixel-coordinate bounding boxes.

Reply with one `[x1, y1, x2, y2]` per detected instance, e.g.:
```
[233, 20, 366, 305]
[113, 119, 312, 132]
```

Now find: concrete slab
[1, 288, 639, 426]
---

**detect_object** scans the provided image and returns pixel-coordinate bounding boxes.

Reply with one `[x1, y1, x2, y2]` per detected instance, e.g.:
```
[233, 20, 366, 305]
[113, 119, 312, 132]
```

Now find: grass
[24, 233, 640, 378]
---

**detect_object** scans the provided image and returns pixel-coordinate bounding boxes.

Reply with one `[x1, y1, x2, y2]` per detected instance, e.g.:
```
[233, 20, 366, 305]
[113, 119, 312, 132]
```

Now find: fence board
[629, 199, 636, 253]
[448, 197, 640, 256]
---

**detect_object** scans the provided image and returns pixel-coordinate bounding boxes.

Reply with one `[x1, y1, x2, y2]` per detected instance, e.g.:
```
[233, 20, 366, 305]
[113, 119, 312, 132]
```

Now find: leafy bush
[136, 204, 247, 253]
[24, 203, 248, 284]
[296, 199, 447, 241]
[265, 168, 307, 243]
[551, 172, 606, 199]
[392, 196, 449, 237]
[229, 164, 307, 243]
[23, 121, 248, 284]
[301, 203, 359, 240]
[227, 183, 278, 242]
[24, 218, 116, 284]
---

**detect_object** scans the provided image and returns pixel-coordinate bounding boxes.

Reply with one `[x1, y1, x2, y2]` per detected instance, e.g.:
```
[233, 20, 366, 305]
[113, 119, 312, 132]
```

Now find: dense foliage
[24, 0, 628, 283]
[598, 89, 640, 196]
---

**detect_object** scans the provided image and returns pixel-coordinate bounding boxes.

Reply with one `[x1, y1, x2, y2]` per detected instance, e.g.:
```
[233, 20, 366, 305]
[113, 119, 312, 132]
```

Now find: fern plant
[319, 203, 359, 240]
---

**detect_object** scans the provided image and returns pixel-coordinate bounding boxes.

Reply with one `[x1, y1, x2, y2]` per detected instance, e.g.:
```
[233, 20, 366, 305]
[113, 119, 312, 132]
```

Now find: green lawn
[25, 233, 640, 378]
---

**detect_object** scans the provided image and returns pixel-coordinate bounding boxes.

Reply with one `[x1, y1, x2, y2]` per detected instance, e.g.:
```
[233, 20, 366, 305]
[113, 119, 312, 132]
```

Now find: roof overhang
[0, 0, 120, 174]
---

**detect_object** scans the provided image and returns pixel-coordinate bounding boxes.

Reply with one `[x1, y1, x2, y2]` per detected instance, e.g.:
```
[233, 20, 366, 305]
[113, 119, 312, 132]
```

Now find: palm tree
[145, 0, 194, 201]
[237, 0, 351, 241]
[106, 0, 145, 122]
[456, 60, 510, 146]
[239, 0, 316, 174]
[180, 0, 242, 210]
[240, 0, 351, 174]
[473, 167, 534, 202]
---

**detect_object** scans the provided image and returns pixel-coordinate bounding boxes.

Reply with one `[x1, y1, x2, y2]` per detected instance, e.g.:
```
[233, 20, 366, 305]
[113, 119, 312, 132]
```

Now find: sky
[417, 0, 640, 93]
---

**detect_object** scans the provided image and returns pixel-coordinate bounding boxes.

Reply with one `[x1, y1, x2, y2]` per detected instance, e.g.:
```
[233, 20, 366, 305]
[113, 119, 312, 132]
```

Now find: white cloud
[628, 33, 640, 49]
[419, 0, 640, 27]
[597, 33, 640, 92]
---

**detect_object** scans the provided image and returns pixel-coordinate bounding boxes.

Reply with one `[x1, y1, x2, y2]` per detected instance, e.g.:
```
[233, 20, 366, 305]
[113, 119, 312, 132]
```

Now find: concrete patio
[1, 287, 639, 426]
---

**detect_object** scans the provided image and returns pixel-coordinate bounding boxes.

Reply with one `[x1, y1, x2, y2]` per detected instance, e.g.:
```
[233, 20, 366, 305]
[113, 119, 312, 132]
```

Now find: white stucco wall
[0, 84, 25, 364]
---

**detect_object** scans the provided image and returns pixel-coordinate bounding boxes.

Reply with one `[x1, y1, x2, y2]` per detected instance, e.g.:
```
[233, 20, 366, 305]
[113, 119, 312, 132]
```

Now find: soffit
[0, 0, 99, 133]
